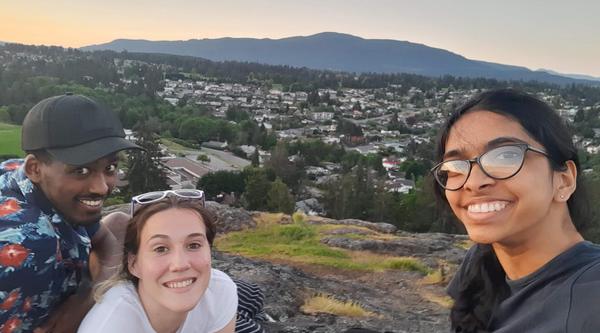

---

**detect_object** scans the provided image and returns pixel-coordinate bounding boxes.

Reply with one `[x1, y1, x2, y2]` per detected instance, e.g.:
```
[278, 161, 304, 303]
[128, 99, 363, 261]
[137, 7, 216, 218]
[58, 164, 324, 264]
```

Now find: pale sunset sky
[1, 0, 599, 76]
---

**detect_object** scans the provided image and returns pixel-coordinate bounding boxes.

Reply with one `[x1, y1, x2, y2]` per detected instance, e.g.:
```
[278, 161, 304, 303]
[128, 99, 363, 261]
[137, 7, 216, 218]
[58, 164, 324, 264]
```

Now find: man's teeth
[80, 199, 102, 207]
[468, 201, 508, 213]
[165, 279, 194, 289]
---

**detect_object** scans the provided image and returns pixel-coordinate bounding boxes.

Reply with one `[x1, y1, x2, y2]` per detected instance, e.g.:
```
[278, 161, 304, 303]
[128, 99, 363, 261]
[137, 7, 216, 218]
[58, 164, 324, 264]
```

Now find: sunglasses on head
[431, 143, 551, 191]
[130, 189, 205, 215]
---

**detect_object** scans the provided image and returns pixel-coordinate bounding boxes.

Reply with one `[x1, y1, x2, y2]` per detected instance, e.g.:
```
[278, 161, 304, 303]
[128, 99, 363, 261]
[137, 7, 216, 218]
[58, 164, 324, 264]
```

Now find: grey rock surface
[306, 216, 398, 234]
[213, 252, 452, 333]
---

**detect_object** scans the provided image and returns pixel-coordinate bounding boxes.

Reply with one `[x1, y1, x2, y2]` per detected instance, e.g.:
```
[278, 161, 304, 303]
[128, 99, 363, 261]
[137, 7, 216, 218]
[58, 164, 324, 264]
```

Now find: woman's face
[129, 207, 212, 316]
[443, 111, 559, 246]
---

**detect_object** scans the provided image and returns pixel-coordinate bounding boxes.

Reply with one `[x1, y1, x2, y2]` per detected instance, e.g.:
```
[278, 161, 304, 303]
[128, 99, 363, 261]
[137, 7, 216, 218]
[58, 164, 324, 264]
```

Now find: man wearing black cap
[0, 94, 142, 332]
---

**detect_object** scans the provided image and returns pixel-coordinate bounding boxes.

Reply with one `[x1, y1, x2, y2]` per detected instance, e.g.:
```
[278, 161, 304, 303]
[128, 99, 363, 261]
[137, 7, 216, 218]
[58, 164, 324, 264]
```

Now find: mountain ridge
[82, 32, 597, 85]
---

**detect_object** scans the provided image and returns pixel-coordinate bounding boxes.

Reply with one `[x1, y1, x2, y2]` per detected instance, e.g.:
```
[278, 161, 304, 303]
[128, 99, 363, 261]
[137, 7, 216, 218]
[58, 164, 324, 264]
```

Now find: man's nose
[88, 172, 109, 195]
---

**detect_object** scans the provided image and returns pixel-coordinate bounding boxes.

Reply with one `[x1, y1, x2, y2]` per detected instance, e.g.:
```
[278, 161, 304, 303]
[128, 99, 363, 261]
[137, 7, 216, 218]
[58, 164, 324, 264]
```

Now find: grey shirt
[447, 241, 600, 333]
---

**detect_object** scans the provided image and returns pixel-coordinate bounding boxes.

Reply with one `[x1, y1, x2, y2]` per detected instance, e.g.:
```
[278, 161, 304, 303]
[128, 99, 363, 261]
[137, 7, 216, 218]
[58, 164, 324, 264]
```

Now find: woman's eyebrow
[187, 233, 206, 239]
[443, 137, 528, 160]
[443, 148, 465, 160]
[148, 234, 169, 241]
[485, 137, 528, 149]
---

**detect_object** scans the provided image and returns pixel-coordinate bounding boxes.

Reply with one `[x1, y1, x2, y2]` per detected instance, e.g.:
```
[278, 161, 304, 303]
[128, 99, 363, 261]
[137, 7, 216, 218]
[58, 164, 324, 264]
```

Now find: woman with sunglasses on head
[78, 190, 237, 333]
[432, 89, 600, 332]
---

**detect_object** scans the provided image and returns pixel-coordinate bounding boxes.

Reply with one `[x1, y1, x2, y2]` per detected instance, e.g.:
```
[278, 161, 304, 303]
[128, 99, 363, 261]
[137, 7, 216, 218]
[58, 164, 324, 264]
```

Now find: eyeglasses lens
[435, 145, 526, 190]
[437, 160, 470, 190]
[480, 146, 524, 179]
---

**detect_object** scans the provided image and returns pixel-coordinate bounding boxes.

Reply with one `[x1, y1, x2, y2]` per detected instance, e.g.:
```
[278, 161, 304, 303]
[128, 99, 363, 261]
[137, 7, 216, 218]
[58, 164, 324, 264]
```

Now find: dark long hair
[434, 89, 589, 332]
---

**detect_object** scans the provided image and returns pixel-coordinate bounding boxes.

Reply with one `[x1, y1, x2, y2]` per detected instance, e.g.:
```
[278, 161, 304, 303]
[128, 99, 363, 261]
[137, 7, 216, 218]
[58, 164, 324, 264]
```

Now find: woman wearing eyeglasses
[78, 190, 237, 333]
[432, 89, 600, 332]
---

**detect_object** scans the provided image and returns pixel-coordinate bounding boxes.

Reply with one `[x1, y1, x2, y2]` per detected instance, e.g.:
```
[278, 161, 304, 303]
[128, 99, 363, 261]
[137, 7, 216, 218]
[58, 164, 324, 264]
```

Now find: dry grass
[254, 212, 286, 226]
[421, 291, 454, 309]
[421, 269, 444, 285]
[301, 294, 377, 317]
[317, 224, 399, 241]
[292, 211, 306, 224]
[455, 239, 474, 250]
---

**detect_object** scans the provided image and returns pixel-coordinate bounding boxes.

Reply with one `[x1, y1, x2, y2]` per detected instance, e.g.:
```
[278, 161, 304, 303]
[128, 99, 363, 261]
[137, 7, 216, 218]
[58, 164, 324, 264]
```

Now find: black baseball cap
[21, 93, 142, 165]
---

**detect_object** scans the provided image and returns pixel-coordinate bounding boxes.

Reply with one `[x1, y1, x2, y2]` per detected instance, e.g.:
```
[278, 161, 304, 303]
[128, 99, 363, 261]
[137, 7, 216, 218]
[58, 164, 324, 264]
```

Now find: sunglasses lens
[174, 189, 204, 198]
[481, 146, 524, 178]
[134, 191, 166, 203]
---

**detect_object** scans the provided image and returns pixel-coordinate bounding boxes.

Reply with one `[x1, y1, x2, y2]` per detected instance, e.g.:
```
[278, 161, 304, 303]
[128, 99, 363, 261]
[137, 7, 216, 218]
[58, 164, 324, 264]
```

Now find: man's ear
[128, 253, 140, 279]
[554, 160, 577, 202]
[24, 154, 43, 183]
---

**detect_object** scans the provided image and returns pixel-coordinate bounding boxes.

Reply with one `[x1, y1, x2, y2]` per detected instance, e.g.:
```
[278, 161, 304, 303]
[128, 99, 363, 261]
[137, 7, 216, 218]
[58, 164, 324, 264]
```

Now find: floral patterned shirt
[0, 159, 99, 332]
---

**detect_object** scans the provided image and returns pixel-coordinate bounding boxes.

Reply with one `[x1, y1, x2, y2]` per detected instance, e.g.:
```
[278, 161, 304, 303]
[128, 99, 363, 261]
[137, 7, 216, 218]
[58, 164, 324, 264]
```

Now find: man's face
[32, 154, 119, 226]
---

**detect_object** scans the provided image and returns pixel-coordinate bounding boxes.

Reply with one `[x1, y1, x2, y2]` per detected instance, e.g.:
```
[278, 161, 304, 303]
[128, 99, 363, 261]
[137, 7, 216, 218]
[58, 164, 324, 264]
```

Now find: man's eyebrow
[443, 137, 528, 160]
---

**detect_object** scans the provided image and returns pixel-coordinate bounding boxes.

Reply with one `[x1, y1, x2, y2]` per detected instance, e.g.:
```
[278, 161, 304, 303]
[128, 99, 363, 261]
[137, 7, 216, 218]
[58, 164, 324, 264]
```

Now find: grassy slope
[215, 213, 432, 274]
[0, 123, 23, 157]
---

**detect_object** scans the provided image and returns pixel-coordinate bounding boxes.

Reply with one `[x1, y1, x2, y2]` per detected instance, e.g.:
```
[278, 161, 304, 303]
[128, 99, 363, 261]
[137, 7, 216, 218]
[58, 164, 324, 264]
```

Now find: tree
[196, 154, 210, 163]
[241, 167, 271, 210]
[307, 90, 320, 106]
[322, 162, 374, 220]
[250, 149, 260, 166]
[226, 105, 250, 122]
[267, 178, 295, 214]
[337, 118, 363, 137]
[388, 111, 401, 131]
[400, 158, 432, 180]
[197, 170, 245, 200]
[265, 142, 302, 189]
[0, 106, 10, 122]
[126, 122, 169, 195]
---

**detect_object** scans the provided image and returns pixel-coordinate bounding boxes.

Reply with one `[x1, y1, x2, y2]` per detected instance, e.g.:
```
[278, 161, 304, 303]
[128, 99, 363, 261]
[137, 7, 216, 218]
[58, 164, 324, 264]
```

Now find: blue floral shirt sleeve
[0, 159, 96, 332]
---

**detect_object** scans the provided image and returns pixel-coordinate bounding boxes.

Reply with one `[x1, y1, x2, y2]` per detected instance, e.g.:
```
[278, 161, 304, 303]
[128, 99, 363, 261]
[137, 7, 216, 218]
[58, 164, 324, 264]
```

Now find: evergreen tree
[388, 111, 401, 131]
[267, 178, 295, 214]
[126, 122, 169, 195]
[265, 142, 302, 189]
[250, 149, 260, 167]
[241, 167, 271, 210]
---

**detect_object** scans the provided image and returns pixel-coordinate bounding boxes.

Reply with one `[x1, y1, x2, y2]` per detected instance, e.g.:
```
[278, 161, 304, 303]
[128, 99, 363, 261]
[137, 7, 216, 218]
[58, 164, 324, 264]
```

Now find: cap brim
[47, 136, 143, 166]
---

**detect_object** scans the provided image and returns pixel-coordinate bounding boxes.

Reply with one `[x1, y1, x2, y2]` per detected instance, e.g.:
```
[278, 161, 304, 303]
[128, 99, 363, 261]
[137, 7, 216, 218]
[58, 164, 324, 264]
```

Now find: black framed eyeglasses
[431, 144, 550, 191]
[130, 189, 205, 215]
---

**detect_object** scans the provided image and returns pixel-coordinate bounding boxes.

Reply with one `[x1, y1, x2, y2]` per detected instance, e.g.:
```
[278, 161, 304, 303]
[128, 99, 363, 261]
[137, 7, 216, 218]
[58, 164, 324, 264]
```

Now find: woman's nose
[463, 162, 495, 191]
[169, 249, 191, 271]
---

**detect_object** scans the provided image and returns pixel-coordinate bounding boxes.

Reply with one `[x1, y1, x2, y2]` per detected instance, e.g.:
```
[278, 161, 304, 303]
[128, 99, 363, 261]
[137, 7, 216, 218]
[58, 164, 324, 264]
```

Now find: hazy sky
[2, 0, 599, 76]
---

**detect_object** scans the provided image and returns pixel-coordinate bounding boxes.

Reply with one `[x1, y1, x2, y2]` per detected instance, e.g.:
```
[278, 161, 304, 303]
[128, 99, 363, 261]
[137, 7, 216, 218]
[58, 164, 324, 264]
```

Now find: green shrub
[279, 224, 316, 241]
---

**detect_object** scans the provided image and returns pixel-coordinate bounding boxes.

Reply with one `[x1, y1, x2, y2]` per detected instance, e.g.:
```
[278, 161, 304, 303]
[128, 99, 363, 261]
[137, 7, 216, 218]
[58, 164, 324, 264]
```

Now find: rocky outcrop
[206, 201, 256, 233]
[321, 232, 468, 266]
[306, 216, 398, 234]
[213, 252, 452, 333]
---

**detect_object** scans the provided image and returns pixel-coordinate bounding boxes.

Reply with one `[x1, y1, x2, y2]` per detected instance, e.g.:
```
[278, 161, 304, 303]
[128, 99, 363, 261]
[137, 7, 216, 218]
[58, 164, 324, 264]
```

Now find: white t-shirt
[78, 269, 238, 333]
